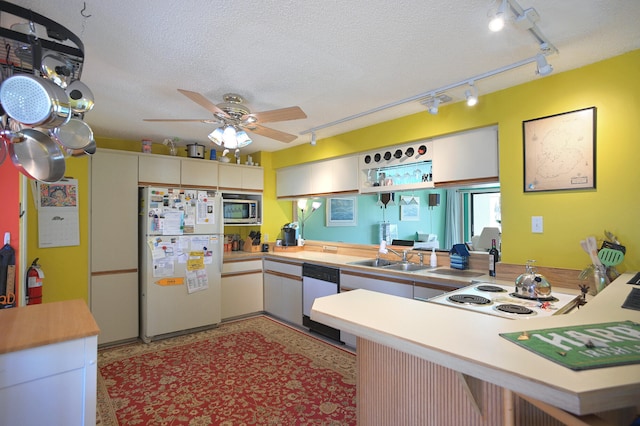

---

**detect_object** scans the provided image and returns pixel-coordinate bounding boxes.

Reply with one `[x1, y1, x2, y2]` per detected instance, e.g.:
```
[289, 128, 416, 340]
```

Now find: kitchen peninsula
[311, 272, 640, 425]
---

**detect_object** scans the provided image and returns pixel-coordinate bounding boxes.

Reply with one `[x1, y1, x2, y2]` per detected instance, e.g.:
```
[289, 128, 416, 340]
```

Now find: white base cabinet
[263, 260, 303, 326]
[221, 259, 264, 320]
[0, 336, 97, 426]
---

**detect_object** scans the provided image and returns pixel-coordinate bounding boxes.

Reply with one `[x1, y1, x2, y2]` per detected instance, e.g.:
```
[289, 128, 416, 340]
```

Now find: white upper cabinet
[181, 157, 219, 187]
[277, 155, 358, 198]
[432, 126, 499, 185]
[138, 154, 181, 185]
[219, 163, 264, 191]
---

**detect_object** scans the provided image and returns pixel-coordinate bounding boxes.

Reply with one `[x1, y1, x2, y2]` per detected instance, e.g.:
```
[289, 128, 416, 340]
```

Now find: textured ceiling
[3, 0, 640, 154]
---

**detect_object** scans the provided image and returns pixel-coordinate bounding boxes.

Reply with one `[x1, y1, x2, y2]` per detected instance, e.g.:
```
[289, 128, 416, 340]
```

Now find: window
[470, 191, 501, 237]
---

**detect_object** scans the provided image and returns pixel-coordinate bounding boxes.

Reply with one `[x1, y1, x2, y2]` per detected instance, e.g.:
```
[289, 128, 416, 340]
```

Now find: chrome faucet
[379, 240, 408, 262]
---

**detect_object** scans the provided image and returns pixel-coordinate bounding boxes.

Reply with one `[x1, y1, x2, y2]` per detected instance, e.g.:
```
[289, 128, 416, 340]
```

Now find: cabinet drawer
[223, 259, 263, 274]
[264, 260, 302, 277]
[0, 339, 87, 389]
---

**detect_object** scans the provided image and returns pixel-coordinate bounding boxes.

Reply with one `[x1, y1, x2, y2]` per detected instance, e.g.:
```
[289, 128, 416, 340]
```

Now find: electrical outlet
[264, 233, 269, 242]
[532, 216, 543, 233]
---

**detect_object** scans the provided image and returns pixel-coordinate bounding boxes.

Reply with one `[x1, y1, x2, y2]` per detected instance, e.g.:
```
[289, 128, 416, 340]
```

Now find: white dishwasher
[302, 263, 341, 342]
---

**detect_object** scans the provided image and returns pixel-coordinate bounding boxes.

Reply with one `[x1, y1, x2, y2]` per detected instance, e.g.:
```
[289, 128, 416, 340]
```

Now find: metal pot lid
[6, 128, 66, 183]
[41, 53, 73, 88]
[51, 117, 94, 149]
[66, 80, 95, 113]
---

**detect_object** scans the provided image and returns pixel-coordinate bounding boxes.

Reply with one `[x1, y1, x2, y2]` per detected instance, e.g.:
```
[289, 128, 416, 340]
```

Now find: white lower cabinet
[263, 260, 302, 326]
[0, 336, 97, 426]
[91, 272, 138, 345]
[221, 259, 264, 320]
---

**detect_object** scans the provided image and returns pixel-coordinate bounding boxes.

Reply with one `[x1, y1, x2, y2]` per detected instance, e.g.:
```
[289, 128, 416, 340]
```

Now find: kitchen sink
[347, 258, 396, 267]
[382, 262, 431, 272]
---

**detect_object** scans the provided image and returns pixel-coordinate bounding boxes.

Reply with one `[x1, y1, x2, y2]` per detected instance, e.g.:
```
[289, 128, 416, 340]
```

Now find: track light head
[428, 98, 440, 115]
[310, 131, 317, 146]
[535, 54, 553, 76]
[465, 84, 478, 107]
[488, 0, 508, 32]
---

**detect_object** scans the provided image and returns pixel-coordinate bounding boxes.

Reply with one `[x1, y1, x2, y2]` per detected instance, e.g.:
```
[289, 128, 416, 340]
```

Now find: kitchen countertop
[0, 299, 100, 355]
[227, 248, 483, 288]
[311, 272, 640, 415]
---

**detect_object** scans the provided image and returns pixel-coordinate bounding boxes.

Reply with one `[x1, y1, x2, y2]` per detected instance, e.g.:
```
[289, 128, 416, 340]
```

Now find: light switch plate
[532, 216, 543, 233]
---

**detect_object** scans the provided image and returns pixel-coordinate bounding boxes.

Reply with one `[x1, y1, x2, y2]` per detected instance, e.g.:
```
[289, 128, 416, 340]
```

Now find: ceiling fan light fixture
[222, 125, 238, 148]
[236, 129, 253, 148]
[208, 127, 224, 145]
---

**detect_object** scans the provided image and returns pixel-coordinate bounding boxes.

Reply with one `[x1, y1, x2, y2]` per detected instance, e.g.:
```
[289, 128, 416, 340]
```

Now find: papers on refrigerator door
[196, 191, 215, 225]
[162, 211, 184, 235]
[186, 250, 208, 293]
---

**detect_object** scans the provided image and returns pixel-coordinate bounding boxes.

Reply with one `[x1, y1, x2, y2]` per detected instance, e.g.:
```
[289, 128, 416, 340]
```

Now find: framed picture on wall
[326, 197, 357, 227]
[400, 196, 420, 221]
[523, 107, 596, 192]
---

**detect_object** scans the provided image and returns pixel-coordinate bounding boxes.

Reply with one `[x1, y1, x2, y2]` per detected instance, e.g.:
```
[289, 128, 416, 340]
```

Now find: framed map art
[523, 107, 596, 192]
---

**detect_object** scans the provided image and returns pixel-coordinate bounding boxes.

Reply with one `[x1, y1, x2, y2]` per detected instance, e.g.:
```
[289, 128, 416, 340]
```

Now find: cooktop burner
[509, 292, 558, 302]
[494, 304, 535, 315]
[476, 285, 507, 293]
[448, 294, 491, 305]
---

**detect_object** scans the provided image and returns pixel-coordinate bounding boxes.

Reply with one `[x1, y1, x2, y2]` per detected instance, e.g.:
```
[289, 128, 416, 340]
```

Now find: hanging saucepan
[65, 80, 95, 113]
[41, 52, 73, 88]
[50, 117, 94, 150]
[4, 128, 66, 182]
[61, 138, 96, 157]
[0, 74, 71, 129]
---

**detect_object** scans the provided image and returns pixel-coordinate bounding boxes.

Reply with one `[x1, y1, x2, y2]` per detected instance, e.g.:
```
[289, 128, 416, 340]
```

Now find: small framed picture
[400, 196, 420, 221]
[326, 197, 357, 227]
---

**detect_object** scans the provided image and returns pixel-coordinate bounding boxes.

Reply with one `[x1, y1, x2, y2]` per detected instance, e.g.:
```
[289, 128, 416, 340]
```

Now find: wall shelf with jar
[359, 141, 434, 193]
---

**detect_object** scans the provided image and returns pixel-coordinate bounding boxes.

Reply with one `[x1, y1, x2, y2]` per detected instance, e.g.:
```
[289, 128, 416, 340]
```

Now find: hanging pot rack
[0, 0, 85, 79]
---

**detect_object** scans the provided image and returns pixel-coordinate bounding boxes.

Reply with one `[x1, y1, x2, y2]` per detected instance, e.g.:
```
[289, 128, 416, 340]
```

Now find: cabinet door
[219, 163, 243, 189]
[138, 155, 181, 184]
[241, 166, 264, 190]
[181, 158, 218, 187]
[263, 272, 281, 316]
[90, 272, 138, 344]
[432, 126, 498, 184]
[276, 165, 312, 197]
[312, 156, 358, 194]
[221, 272, 264, 319]
[281, 276, 303, 326]
[91, 151, 138, 272]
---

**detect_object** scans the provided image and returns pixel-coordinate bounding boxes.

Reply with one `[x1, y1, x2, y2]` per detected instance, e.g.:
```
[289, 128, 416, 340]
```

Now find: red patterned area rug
[96, 315, 356, 425]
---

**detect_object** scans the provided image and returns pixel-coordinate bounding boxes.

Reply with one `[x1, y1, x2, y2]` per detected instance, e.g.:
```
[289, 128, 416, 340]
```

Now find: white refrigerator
[139, 187, 223, 342]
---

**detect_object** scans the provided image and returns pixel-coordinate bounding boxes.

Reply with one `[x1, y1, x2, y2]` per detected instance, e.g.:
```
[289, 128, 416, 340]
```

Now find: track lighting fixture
[488, 0, 508, 32]
[428, 97, 440, 115]
[465, 83, 478, 107]
[535, 53, 553, 76]
[310, 131, 317, 146]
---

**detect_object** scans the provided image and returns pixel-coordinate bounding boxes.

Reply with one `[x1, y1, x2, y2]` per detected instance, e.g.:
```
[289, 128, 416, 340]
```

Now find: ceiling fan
[144, 89, 307, 144]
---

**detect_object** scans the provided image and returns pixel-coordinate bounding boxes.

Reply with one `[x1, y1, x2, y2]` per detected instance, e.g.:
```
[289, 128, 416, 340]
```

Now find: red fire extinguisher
[26, 258, 44, 305]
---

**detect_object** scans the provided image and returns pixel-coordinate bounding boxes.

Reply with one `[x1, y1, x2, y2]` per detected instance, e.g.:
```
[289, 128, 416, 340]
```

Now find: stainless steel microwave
[223, 199, 259, 224]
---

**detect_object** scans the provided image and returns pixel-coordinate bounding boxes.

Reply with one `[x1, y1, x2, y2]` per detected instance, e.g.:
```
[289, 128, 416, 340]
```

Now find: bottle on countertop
[430, 248, 437, 268]
[489, 238, 498, 277]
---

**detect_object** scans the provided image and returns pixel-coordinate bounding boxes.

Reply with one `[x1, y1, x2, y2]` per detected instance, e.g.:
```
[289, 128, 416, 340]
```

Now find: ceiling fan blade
[143, 118, 220, 123]
[177, 89, 229, 118]
[246, 124, 298, 143]
[246, 106, 307, 123]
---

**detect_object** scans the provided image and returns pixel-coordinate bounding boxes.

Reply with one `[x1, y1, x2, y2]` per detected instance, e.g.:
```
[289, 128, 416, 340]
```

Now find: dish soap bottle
[489, 238, 498, 277]
[430, 248, 437, 268]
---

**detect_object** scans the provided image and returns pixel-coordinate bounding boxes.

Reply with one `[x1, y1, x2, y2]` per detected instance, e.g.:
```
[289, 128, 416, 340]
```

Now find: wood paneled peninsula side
[312, 272, 640, 425]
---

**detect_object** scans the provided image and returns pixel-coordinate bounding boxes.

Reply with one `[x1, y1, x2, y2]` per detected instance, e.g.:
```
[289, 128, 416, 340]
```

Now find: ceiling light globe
[208, 127, 224, 145]
[236, 130, 252, 148]
[222, 126, 238, 148]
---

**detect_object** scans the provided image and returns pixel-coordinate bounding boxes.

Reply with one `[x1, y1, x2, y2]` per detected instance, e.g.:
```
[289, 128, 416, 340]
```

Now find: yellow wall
[26, 156, 90, 303]
[269, 50, 640, 271]
[26, 50, 640, 304]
